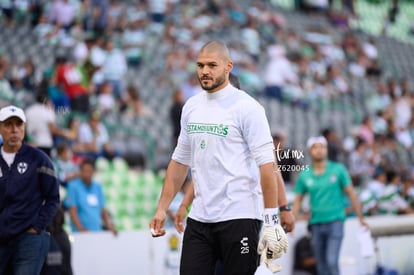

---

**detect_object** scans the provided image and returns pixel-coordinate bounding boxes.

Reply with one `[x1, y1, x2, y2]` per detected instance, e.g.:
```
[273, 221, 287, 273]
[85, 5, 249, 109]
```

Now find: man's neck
[82, 180, 92, 187]
[2, 145, 21, 154]
[312, 160, 327, 175]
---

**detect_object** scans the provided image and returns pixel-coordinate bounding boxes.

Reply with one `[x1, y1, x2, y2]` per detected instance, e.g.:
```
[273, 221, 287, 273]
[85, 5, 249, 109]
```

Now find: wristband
[263, 208, 279, 226]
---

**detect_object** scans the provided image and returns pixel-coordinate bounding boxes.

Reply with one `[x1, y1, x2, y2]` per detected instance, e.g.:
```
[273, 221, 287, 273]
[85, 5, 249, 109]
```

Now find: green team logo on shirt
[187, 123, 229, 137]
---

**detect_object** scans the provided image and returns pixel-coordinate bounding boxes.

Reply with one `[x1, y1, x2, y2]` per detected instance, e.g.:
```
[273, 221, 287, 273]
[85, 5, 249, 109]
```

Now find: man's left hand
[280, 211, 295, 233]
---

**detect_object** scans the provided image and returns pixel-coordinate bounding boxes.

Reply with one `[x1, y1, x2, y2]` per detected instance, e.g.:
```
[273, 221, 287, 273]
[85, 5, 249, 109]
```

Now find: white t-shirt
[25, 103, 56, 148]
[1, 147, 16, 167]
[172, 84, 275, 222]
[78, 122, 109, 152]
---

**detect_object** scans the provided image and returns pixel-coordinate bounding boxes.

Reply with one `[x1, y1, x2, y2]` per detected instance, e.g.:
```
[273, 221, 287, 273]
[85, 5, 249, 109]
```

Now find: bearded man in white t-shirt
[150, 40, 288, 275]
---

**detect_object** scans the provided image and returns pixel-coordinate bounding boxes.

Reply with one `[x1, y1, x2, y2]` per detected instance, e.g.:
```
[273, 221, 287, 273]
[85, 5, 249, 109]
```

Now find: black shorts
[180, 218, 262, 275]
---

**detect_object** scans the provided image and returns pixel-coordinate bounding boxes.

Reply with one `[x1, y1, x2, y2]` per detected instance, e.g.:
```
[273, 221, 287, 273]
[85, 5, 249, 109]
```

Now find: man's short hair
[56, 143, 69, 155]
[80, 158, 95, 169]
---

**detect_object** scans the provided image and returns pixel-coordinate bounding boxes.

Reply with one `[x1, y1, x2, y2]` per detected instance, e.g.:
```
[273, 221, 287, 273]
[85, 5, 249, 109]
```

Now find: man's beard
[199, 73, 226, 92]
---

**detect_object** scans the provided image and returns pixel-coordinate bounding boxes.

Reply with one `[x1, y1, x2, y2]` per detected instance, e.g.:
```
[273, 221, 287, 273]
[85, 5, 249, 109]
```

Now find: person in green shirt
[293, 136, 368, 275]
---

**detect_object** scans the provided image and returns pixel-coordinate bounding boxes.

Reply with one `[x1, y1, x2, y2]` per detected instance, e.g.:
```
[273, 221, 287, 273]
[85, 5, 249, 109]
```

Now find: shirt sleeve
[64, 181, 78, 208]
[98, 184, 106, 209]
[294, 172, 307, 195]
[33, 154, 60, 232]
[339, 164, 352, 189]
[241, 104, 274, 166]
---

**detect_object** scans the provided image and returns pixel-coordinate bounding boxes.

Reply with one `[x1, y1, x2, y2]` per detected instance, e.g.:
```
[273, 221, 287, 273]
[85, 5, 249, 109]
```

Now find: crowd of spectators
[0, 0, 413, 229]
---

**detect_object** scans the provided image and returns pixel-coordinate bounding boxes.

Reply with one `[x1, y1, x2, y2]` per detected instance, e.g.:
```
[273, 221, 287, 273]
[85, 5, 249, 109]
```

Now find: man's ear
[226, 61, 233, 73]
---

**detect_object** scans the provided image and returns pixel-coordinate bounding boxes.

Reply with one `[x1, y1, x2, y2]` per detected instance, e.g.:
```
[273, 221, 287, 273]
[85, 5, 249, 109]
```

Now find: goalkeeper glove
[255, 245, 282, 274]
[258, 208, 288, 262]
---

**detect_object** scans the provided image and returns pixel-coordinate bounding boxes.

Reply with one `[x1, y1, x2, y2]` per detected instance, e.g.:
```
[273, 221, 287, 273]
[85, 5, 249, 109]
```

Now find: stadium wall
[71, 216, 414, 275]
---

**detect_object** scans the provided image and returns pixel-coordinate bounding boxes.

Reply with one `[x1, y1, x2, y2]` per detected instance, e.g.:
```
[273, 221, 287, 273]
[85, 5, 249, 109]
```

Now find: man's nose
[201, 66, 210, 75]
[10, 124, 19, 132]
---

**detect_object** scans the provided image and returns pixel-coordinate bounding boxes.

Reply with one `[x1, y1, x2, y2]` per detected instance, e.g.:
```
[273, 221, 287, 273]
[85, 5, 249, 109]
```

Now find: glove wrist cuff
[263, 208, 279, 226]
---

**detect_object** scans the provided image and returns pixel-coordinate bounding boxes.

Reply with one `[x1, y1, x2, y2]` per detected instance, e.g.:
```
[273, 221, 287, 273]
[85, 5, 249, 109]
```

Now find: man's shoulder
[20, 144, 49, 159]
[327, 160, 344, 169]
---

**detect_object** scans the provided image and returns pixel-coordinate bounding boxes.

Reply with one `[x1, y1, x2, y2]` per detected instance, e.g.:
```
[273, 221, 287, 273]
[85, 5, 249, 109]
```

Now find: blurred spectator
[89, 35, 107, 70]
[359, 168, 387, 216]
[388, 78, 402, 97]
[89, 0, 109, 35]
[263, 44, 297, 100]
[379, 134, 409, 174]
[55, 56, 90, 113]
[48, 0, 75, 31]
[120, 85, 153, 117]
[342, 32, 359, 60]
[298, 0, 329, 13]
[39, 72, 70, 112]
[107, 0, 125, 32]
[65, 159, 118, 235]
[53, 143, 80, 187]
[392, 87, 412, 129]
[0, 0, 15, 26]
[170, 89, 184, 147]
[148, 0, 169, 24]
[0, 62, 14, 103]
[25, 93, 68, 156]
[29, 0, 45, 26]
[34, 14, 60, 45]
[326, 63, 349, 94]
[180, 74, 203, 101]
[362, 37, 378, 62]
[322, 128, 343, 162]
[18, 59, 38, 91]
[241, 16, 260, 62]
[237, 62, 262, 97]
[348, 139, 371, 186]
[348, 52, 368, 77]
[101, 39, 128, 100]
[73, 34, 96, 66]
[382, 0, 399, 35]
[373, 110, 389, 135]
[401, 172, 414, 209]
[126, 1, 147, 25]
[359, 117, 375, 145]
[122, 17, 147, 68]
[41, 205, 73, 275]
[62, 116, 82, 151]
[293, 225, 317, 275]
[227, 72, 240, 89]
[378, 171, 414, 214]
[96, 81, 116, 114]
[77, 111, 116, 160]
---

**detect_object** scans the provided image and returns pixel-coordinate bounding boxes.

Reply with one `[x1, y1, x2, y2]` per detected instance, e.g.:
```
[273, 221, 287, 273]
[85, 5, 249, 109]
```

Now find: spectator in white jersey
[150, 41, 288, 275]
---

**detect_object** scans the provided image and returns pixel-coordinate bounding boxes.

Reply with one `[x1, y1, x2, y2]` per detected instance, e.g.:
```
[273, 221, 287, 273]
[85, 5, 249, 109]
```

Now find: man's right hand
[149, 209, 167, 237]
[174, 204, 187, 233]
